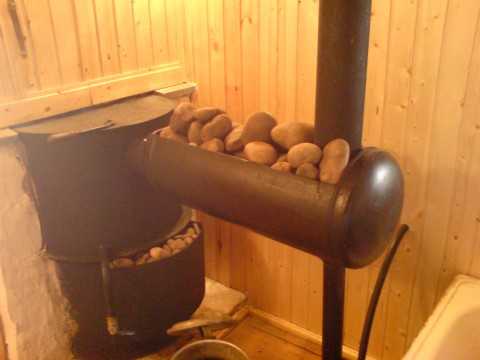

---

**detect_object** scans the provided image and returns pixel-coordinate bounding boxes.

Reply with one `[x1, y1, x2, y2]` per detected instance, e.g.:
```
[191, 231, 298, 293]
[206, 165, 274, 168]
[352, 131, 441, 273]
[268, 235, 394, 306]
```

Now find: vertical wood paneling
[295, 0, 318, 123]
[73, 0, 102, 79]
[344, 268, 369, 352]
[379, 0, 419, 357]
[0, 32, 15, 99]
[207, 0, 230, 287]
[407, 0, 480, 347]
[133, 0, 154, 70]
[113, 0, 138, 72]
[188, 0, 211, 105]
[223, 0, 243, 121]
[240, 0, 259, 117]
[437, 13, 480, 296]
[48, 0, 83, 85]
[93, 0, 120, 76]
[150, 0, 169, 64]
[207, 0, 226, 109]
[0, 0, 187, 127]
[0, 0, 38, 96]
[279, 0, 297, 122]
[223, 0, 246, 294]
[22, 0, 61, 89]
[166, 0, 188, 76]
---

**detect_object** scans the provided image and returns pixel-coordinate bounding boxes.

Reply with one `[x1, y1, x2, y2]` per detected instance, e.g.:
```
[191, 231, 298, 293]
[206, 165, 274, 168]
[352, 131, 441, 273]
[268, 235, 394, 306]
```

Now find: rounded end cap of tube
[330, 148, 404, 268]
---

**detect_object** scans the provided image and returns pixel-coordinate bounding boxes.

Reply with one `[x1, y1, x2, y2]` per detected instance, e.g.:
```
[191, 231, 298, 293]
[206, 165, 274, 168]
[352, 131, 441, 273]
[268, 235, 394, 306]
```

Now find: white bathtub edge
[403, 274, 480, 359]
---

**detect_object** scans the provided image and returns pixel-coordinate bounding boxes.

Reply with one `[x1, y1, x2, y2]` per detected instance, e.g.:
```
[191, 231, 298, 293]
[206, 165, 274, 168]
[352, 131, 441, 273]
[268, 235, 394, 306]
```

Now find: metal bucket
[171, 340, 249, 360]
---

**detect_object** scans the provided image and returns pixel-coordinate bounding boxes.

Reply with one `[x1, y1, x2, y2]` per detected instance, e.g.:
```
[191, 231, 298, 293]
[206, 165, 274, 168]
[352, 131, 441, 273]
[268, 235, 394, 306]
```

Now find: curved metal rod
[99, 245, 119, 336]
[357, 224, 410, 360]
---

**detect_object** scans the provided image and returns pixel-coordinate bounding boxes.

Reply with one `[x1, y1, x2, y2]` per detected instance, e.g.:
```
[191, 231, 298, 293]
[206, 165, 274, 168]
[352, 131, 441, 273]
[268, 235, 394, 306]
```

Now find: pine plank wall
[181, 0, 480, 359]
[0, 0, 479, 359]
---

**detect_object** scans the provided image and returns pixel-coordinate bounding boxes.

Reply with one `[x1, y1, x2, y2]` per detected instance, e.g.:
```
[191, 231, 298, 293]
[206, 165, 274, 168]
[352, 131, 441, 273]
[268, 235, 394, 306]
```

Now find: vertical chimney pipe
[314, 0, 372, 152]
[315, 1, 373, 359]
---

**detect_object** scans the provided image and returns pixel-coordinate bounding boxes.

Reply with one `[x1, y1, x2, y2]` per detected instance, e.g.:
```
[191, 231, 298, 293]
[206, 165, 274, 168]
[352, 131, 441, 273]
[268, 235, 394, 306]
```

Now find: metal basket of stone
[110, 222, 202, 268]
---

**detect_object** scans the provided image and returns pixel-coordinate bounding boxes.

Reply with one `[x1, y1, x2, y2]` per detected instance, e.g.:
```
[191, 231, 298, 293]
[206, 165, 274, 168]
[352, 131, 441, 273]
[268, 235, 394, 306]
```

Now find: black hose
[357, 224, 410, 360]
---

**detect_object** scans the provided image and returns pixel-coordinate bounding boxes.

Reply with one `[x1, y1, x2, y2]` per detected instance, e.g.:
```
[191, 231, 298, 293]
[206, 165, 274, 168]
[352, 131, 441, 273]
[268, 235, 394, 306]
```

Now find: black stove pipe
[315, 1, 373, 358]
[315, 0, 372, 152]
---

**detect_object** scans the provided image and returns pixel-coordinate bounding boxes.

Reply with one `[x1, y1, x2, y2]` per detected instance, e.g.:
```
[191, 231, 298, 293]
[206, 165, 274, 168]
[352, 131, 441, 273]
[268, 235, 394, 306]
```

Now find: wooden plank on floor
[225, 316, 322, 360]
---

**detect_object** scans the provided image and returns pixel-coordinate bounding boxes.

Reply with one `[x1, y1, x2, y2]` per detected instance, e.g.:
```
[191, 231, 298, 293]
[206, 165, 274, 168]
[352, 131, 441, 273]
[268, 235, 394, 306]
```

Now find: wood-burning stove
[15, 95, 206, 358]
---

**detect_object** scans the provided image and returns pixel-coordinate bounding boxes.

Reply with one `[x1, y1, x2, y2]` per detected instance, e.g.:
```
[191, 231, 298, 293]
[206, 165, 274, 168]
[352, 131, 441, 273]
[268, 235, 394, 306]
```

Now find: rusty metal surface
[130, 136, 403, 269]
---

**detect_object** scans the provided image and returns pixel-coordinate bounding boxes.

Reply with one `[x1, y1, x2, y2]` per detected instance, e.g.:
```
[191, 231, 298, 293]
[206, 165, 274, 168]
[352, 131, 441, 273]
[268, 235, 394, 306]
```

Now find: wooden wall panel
[73, 0, 103, 80]
[0, 0, 187, 127]
[49, 0, 83, 85]
[0, 316, 5, 360]
[181, 1, 480, 359]
[113, 0, 138, 72]
[23, 0, 61, 89]
[0, 0, 38, 98]
[93, 0, 121, 76]
[150, 0, 169, 64]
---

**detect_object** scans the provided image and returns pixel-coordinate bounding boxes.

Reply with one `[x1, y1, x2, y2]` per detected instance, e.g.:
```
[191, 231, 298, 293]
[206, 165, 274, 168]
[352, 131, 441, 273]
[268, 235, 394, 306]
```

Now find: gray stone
[111, 258, 134, 268]
[169, 102, 195, 134]
[150, 247, 170, 259]
[287, 142, 322, 168]
[193, 107, 225, 124]
[271, 161, 292, 173]
[271, 121, 314, 149]
[244, 141, 278, 166]
[201, 114, 232, 141]
[296, 163, 318, 180]
[241, 112, 277, 145]
[188, 121, 203, 144]
[201, 138, 225, 153]
[159, 126, 188, 143]
[225, 126, 244, 153]
[319, 138, 350, 184]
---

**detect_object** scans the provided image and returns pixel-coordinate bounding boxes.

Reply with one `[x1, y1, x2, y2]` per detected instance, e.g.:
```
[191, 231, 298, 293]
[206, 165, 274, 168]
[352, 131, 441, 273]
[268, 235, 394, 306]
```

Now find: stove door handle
[99, 245, 136, 337]
[99, 245, 118, 336]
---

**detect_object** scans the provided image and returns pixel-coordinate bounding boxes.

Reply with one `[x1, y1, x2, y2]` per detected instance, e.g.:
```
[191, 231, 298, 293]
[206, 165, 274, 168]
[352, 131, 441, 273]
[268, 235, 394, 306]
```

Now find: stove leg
[322, 263, 346, 360]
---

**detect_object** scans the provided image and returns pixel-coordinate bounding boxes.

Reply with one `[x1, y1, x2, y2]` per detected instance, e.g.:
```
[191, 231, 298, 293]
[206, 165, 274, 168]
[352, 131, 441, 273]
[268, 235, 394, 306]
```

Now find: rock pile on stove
[159, 102, 351, 185]
[110, 223, 200, 269]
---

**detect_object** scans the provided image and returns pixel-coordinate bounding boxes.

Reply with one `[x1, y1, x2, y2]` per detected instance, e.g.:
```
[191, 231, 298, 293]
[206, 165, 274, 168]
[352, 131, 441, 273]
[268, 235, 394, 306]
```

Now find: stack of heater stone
[110, 223, 201, 268]
[160, 102, 350, 185]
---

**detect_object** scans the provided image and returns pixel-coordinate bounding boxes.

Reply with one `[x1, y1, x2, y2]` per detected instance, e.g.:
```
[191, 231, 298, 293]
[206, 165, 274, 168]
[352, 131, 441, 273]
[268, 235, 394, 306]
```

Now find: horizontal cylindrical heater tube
[129, 135, 403, 268]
